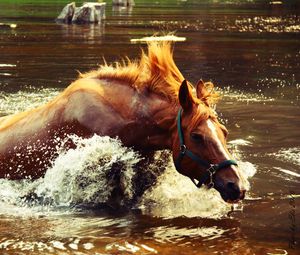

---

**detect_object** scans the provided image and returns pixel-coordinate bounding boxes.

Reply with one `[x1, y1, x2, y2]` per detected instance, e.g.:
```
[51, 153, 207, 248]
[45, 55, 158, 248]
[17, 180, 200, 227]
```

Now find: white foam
[137, 158, 231, 218]
[35, 135, 140, 206]
[83, 242, 94, 250]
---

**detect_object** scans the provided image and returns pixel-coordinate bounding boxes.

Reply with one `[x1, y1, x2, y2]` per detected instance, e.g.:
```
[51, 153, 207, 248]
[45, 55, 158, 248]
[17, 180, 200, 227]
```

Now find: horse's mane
[0, 41, 219, 132]
[81, 41, 218, 106]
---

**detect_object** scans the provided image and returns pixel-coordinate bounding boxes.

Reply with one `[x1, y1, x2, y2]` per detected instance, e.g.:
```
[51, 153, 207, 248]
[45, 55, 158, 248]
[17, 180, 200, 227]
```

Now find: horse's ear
[196, 79, 205, 99]
[179, 80, 193, 111]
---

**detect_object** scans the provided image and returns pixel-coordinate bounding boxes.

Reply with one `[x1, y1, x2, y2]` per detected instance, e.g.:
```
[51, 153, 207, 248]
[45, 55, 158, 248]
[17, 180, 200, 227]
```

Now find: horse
[0, 41, 247, 203]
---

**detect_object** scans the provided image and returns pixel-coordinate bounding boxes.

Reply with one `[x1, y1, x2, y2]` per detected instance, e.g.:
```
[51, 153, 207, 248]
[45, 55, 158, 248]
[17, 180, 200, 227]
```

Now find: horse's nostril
[240, 189, 246, 199]
[226, 182, 246, 200]
[227, 182, 240, 192]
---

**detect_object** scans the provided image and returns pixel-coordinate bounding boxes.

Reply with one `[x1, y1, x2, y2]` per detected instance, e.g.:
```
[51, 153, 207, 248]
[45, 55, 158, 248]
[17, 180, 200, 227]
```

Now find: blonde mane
[81, 41, 218, 105]
[0, 41, 219, 132]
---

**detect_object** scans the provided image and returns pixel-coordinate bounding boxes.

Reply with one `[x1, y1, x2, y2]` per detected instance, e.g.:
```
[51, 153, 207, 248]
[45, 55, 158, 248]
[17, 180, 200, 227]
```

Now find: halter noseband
[174, 108, 238, 188]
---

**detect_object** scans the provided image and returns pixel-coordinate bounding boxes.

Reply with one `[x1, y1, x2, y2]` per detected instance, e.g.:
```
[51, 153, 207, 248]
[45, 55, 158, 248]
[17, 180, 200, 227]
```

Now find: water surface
[0, 0, 299, 254]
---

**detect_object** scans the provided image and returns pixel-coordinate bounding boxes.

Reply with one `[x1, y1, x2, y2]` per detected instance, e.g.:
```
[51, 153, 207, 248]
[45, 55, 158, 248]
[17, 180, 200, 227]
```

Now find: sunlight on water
[235, 16, 300, 33]
[130, 35, 186, 43]
[0, 63, 16, 77]
[274, 167, 300, 179]
[0, 237, 102, 253]
[106, 242, 157, 254]
[0, 240, 49, 252]
[146, 14, 300, 34]
[0, 64, 16, 67]
[271, 147, 300, 166]
[149, 225, 228, 243]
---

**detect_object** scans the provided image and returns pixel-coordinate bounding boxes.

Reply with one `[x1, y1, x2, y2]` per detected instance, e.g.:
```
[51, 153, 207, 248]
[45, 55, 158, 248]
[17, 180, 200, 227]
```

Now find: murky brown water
[0, 1, 299, 254]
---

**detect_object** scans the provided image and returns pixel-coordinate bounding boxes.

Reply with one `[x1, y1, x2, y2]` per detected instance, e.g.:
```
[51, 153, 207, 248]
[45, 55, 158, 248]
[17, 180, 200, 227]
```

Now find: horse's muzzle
[215, 180, 246, 203]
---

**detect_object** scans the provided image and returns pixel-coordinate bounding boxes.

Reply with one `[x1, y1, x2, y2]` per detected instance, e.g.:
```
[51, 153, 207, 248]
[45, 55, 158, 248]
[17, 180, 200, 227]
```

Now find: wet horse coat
[0, 42, 247, 202]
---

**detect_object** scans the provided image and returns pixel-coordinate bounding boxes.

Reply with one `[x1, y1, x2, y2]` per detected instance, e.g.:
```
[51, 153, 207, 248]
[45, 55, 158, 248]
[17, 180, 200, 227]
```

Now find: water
[0, 0, 299, 254]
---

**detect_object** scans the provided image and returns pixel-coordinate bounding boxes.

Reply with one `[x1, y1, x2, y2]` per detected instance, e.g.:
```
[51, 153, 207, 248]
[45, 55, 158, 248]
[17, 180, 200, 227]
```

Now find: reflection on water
[0, 0, 299, 254]
[0, 210, 294, 254]
[60, 23, 105, 43]
[112, 5, 133, 16]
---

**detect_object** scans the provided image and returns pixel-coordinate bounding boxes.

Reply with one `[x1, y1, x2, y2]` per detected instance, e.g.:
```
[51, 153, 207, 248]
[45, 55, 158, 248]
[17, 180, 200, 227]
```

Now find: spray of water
[0, 134, 256, 218]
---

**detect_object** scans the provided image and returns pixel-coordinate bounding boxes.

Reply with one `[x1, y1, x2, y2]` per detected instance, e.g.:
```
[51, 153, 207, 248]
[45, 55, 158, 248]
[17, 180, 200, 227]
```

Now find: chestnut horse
[0, 41, 247, 203]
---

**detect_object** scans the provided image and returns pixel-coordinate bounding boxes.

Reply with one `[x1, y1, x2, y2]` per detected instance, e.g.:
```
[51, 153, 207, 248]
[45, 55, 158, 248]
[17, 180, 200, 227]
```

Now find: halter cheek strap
[174, 108, 238, 188]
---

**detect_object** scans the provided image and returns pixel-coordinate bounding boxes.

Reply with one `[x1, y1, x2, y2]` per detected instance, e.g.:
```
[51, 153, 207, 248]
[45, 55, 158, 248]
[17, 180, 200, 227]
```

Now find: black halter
[174, 108, 238, 188]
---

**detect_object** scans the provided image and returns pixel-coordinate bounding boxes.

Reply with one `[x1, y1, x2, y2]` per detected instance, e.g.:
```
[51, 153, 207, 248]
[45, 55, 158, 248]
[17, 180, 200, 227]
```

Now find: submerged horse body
[0, 42, 247, 202]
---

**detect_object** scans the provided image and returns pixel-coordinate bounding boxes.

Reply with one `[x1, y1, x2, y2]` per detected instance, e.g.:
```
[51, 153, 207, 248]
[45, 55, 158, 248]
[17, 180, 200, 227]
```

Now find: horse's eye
[190, 132, 204, 143]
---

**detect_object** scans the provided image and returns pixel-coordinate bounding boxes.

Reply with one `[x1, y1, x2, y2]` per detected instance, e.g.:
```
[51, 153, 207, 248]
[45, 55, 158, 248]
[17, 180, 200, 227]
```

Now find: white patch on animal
[206, 119, 249, 186]
[206, 119, 231, 159]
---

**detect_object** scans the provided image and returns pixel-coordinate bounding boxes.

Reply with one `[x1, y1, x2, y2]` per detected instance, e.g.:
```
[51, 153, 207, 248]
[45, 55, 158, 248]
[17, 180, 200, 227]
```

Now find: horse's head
[171, 80, 247, 203]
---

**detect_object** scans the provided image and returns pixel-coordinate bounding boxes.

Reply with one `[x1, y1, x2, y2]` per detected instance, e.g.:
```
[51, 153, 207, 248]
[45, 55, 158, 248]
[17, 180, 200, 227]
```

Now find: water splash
[35, 135, 140, 207]
[0, 135, 142, 212]
[0, 88, 59, 116]
[137, 164, 231, 218]
[0, 84, 259, 219]
[0, 134, 256, 219]
[220, 87, 274, 102]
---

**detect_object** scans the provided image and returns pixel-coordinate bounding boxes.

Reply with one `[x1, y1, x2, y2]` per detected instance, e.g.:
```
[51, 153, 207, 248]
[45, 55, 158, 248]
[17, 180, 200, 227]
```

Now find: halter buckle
[180, 144, 187, 155]
[207, 165, 217, 189]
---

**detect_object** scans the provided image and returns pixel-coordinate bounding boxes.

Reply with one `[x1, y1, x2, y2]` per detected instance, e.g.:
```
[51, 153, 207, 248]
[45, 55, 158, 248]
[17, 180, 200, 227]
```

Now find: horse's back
[0, 77, 134, 179]
[0, 78, 101, 178]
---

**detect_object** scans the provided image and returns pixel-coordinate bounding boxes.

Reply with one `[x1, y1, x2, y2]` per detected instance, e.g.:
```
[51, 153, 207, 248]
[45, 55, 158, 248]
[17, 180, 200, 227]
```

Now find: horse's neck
[95, 78, 178, 150]
[124, 92, 177, 150]
[0, 78, 178, 152]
